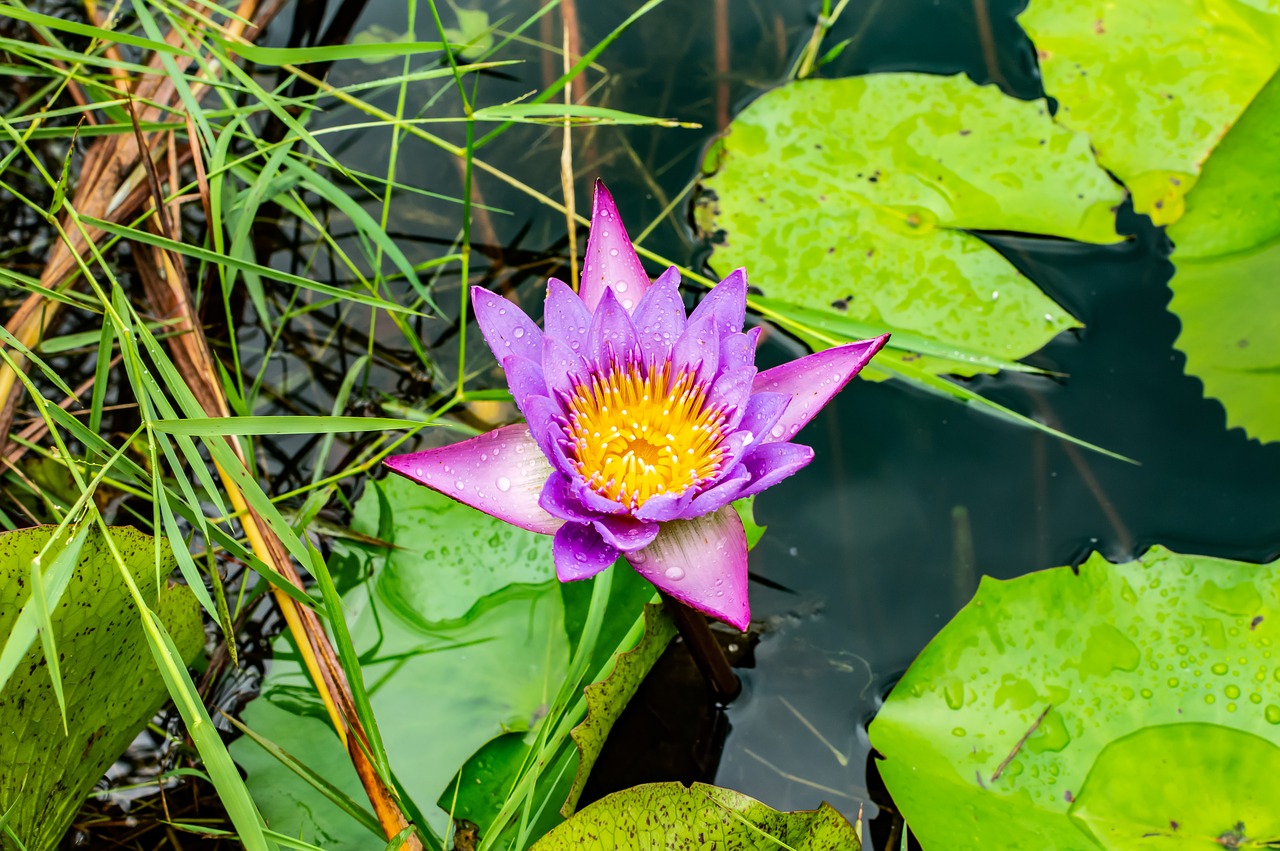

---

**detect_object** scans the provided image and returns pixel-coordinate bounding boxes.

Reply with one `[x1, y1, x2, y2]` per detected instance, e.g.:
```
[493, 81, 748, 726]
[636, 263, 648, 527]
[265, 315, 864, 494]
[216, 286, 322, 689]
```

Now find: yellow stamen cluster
[564, 362, 727, 508]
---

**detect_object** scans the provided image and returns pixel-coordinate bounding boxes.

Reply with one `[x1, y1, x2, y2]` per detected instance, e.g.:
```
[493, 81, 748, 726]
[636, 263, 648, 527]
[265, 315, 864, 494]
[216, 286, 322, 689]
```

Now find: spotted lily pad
[1168, 70, 1280, 443]
[1021, 0, 1280, 224]
[869, 546, 1280, 850]
[696, 72, 1123, 378]
[530, 782, 860, 850]
[0, 526, 203, 851]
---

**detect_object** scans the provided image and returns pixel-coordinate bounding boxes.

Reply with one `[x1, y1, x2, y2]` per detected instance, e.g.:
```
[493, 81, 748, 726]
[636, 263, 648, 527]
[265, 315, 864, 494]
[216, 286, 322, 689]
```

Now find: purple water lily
[385, 181, 887, 630]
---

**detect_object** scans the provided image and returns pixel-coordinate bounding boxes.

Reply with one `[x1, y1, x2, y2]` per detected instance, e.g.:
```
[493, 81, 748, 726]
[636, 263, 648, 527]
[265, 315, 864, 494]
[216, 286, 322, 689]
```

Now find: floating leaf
[443, 8, 495, 60]
[233, 477, 569, 844]
[0, 526, 203, 851]
[869, 546, 1280, 850]
[697, 72, 1123, 378]
[1168, 70, 1280, 443]
[1020, 0, 1280, 224]
[562, 602, 677, 817]
[532, 782, 860, 851]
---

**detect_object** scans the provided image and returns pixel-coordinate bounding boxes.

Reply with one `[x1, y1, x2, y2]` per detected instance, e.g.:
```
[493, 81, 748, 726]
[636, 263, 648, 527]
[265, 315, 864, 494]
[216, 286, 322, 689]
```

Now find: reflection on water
[252, 0, 1280, 838]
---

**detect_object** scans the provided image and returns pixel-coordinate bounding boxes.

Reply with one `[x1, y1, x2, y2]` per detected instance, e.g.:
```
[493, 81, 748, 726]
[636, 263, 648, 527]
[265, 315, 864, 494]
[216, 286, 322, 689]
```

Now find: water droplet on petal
[770, 425, 785, 439]
[664, 566, 686, 581]
[575, 552, 587, 562]
[514, 328, 525, 338]
[497, 476, 511, 492]
[609, 248, 619, 256]
[455, 480, 465, 489]
[622, 299, 633, 310]
[616, 281, 628, 293]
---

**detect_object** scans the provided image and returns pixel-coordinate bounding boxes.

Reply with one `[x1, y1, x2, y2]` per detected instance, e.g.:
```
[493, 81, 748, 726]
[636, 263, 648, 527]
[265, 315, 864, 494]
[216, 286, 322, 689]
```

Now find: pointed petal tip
[581, 179, 650, 313]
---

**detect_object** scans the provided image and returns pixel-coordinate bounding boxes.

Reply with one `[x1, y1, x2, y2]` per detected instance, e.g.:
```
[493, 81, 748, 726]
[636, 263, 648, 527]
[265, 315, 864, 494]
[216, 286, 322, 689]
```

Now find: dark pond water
[247, 0, 1280, 842]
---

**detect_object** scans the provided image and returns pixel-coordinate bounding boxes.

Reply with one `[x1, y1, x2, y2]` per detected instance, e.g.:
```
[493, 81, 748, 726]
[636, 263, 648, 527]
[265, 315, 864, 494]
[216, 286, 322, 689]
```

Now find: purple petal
[628, 506, 750, 630]
[571, 480, 631, 516]
[540, 473, 599, 523]
[670, 307, 720, 384]
[685, 465, 750, 516]
[521, 394, 572, 470]
[590, 288, 640, 367]
[502, 356, 548, 415]
[633, 490, 696, 522]
[542, 336, 589, 401]
[687, 268, 747, 338]
[384, 424, 561, 535]
[554, 522, 618, 582]
[752, 335, 890, 443]
[631, 271, 686, 365]
[472, 287, 541, 363]
[736, 392, 790, 443]
[736, 442, 815, 499]
[580, 180, 650, 314]
[593, 514, 660, 552]
[544, 278, 592, 355]
[651, 266, 681, 289]
[720, 326, 761, 374]
[707, 365, 757, 424]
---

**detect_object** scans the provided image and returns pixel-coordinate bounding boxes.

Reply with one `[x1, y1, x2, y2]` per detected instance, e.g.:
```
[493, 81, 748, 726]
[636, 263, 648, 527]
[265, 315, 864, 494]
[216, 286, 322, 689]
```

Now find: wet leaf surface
[531, 782, 859, 851]
[697, 72, 1123, 377]
[1021, 0, 1280, 224]
[0, 526, 203, 851]
[1168, 70, 1280, 443]
[869, 546, 1280, 850]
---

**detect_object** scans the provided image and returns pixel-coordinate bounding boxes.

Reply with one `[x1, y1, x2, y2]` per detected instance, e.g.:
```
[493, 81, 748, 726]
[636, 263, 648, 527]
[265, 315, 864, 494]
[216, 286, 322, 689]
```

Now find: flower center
[563, 362, 727, 508]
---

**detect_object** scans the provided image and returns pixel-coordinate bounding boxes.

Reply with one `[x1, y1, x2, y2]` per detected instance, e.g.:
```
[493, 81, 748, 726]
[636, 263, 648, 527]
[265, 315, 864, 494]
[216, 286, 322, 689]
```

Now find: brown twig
[660, 593, 742, 703]
[991, 704, 1052, 782]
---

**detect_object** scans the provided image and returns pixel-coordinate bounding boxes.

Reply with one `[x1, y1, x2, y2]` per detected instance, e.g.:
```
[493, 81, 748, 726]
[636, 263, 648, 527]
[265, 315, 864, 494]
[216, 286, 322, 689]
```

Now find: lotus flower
[385, 181, 887, 629]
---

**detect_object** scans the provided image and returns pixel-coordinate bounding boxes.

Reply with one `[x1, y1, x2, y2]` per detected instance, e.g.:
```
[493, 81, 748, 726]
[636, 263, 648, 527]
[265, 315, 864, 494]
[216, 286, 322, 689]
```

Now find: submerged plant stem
[660, 593, 741, 703]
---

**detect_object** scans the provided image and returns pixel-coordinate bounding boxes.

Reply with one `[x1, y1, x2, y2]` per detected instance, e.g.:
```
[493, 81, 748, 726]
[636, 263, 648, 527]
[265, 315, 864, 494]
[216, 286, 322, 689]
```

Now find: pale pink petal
[628, 506, 750, 630]
[752, 335, 890, 443]
[580, 180, 650, 314]
[384, 424, 562, 535]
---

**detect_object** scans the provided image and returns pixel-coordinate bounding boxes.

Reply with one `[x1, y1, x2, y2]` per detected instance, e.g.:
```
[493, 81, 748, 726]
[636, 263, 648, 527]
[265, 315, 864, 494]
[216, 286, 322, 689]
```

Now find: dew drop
[622, 299, 634, 309]
[770, 425, 785, 439]
[664, 566, 686, 581]
[514, 328, 525, 338]
[497, 477, 511, 492]
[609, 248, 619, 256]
[616, 281, 628, 293]
[1267, 705, 1280, 724]
[455, 480, 465, 489]
[498, 308, 507, 315]
[575, 552, 587, 563]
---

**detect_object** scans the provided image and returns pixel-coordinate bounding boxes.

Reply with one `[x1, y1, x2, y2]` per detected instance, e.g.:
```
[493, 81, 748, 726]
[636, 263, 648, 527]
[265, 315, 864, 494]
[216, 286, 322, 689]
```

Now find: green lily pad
[869, 546, 1280, 850]
[530, 782, 860, 851]
[696, 72, 1123, 378]
[0, 526, 203, 851]
[233, 477, 570, 844]
[1168, 70, 1280, 443]
[1020, 0, 1280, 224]
[562, 601, 676, 817]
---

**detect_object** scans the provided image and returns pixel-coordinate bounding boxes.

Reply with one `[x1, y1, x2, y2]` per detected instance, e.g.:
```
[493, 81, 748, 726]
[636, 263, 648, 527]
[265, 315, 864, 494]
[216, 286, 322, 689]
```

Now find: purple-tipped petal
[553, 522, 618, 582]
[688, 268, 747, 338]
[628, 506, 750, 630]
[631, 271, 686, 365]
[502, 356, 548, 415]
[539, 473, 599, 523]
[707, 365, 757, 424]
[720, 326, 761, 374]
[752, 335, 890, 443]
[542, 337, 589, 400]
[589, 288, 640, 368]
[580, 180, 650, 314]
[651, 266, 681, 289]
[736, 442, 815, 499]
[384, 424, 562, 535]
[472, 287, 542, 363]
[544, 278, 592, 354]
[593, 514, 660, 552]
[671, 306, 720, 384]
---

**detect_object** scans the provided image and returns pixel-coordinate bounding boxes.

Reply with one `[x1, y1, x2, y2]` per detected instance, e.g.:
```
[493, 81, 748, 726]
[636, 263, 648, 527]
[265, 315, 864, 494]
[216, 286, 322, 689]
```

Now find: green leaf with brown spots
[1020, 0, 1280, 225]
[0, 526, 203, 851]
[1168, 69, 1280, 444]
[561, 601, 677, 817]
[696, 72, 1124, 379]
[534, 782, 860, 850]
[869, 546, 1280, 850]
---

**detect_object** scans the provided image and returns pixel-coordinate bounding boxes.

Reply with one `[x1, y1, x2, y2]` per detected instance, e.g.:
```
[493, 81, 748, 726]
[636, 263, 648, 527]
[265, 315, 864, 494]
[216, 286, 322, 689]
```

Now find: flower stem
[660, 593, 742, 704]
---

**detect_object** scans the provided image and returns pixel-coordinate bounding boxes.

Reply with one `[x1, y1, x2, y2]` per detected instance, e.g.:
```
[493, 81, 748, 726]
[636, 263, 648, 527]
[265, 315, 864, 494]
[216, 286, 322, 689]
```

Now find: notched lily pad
[533, 782, 860, 850]
[869, 545, 1280, 851]
[697, 72, 1123, 378]
[0, 526, 203, 851]
[1168, 70, 1280, 443]
[1021, 0, 1280, 224]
